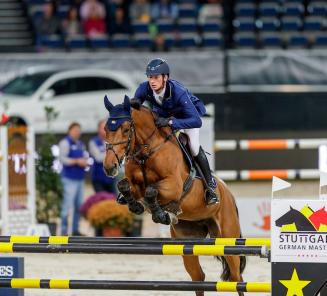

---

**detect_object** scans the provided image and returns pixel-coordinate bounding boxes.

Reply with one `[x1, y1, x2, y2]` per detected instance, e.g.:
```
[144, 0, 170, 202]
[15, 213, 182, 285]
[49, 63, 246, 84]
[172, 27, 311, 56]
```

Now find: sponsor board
[271, 199, 327, 263]
[0, 257, 24, 296]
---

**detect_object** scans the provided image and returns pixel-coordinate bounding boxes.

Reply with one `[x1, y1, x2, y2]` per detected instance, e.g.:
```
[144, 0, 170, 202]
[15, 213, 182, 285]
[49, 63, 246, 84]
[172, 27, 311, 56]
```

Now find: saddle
[176, 132, 202, 191]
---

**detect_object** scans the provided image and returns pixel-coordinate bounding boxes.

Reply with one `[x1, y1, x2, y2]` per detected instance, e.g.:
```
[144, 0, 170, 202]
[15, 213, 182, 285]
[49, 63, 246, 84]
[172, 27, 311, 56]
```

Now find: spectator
[80, 0, 106, 21]
[62, 7, 83, 39]
[198, 0, 223, 24]
[83, 5, 107, 37]
[151, 33, 169, 52]
[108, 7, 131, 34]
[151, 0, 178, 20]
[89, 120, 117, 194]
[59, 122, 88, 236]
[129, 0, 151, 23]
[36, 2, 62, 36]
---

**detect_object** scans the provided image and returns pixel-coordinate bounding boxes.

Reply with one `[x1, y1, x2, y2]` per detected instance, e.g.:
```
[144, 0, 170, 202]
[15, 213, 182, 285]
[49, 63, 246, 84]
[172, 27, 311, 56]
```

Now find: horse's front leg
[117, 178, 144, 215]
[145, 185, 171, 225]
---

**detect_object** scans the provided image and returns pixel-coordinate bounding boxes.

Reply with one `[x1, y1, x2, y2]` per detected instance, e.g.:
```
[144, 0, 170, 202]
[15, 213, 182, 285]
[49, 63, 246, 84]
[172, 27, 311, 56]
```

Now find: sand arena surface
[4, 253, 270, 296]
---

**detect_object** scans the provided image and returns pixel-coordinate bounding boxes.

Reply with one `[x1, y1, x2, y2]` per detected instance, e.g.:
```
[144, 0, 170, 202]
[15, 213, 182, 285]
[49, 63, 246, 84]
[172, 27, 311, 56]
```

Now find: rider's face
[148, 75, 167, 93]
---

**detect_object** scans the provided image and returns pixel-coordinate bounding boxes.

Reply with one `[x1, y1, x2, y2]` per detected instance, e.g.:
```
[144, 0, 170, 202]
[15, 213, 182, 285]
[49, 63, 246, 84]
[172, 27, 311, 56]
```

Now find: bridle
[105, 113, 174, 172]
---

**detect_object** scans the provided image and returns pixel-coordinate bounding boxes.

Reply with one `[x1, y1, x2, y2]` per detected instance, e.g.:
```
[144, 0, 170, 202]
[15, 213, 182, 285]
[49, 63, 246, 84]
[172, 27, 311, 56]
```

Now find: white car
[0, 67, 137, 133]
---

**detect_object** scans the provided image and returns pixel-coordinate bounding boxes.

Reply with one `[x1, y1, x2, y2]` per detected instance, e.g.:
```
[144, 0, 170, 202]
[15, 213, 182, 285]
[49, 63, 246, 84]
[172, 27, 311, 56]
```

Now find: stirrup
[205, 188, 219, 205]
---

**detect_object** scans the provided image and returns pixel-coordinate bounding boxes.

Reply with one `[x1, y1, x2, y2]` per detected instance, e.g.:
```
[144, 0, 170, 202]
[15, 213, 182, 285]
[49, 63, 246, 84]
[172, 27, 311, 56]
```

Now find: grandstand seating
[5, 0, 326, 51]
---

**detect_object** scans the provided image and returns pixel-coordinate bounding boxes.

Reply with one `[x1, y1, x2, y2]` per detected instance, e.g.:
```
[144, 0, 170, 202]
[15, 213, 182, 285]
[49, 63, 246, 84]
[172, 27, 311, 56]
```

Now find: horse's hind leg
[171, 220, 208, 296]
[214, 190, 246, 296]
[207, 217, 245, 296]
[117, 178, 144, 215]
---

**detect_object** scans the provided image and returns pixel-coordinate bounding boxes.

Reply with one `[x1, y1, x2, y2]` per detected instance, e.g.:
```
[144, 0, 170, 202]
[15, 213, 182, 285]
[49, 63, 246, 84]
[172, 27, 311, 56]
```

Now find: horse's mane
[131, 106, 157, 124]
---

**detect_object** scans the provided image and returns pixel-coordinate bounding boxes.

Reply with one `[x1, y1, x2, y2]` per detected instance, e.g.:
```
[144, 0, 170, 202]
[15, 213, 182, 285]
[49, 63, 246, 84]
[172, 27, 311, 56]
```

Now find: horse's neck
[132, 109, 160, 146]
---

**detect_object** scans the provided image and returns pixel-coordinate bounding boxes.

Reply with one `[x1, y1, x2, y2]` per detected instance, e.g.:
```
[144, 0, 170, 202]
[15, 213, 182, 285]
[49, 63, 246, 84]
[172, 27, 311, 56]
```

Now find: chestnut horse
[103, 95, 246, 296]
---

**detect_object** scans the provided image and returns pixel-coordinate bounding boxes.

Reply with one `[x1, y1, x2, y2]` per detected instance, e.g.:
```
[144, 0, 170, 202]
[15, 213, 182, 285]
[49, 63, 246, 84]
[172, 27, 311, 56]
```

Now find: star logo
[279, 268, 311, 296]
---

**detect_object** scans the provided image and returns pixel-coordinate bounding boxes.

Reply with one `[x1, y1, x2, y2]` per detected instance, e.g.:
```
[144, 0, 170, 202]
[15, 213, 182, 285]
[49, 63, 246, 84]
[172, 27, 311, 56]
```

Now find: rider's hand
[155, 117, 172, 128]
[130, 98, 141, 110]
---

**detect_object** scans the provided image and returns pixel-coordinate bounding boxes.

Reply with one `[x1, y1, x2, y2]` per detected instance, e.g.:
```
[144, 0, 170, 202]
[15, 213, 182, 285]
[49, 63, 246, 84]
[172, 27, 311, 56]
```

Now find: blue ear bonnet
[104, 95, 131, 131]
[106, 105, 131, 131]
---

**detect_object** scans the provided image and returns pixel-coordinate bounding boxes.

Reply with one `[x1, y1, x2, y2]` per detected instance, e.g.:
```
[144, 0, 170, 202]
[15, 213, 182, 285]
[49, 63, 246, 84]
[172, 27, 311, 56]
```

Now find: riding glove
[155, 117, 172, 128]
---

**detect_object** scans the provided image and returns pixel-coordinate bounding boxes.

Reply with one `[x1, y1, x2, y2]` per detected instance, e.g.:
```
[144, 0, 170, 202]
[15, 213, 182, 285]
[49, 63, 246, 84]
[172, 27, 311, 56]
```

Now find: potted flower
[86, 200, 133, 237]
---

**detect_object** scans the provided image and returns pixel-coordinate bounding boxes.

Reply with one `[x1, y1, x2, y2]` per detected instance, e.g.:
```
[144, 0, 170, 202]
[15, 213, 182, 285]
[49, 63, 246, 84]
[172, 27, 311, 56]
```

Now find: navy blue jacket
[134, 79, 206, 130]
[61, 136, 86, 180]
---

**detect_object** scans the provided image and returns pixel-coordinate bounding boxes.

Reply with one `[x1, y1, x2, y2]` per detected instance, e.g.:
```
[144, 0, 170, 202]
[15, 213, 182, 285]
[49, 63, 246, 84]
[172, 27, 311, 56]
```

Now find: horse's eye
[123, 128, 129, 135]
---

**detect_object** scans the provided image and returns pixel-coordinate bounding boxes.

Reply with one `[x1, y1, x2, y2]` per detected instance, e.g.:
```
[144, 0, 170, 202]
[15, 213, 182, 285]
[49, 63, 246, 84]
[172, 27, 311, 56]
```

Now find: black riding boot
[194, 146, 219, 205]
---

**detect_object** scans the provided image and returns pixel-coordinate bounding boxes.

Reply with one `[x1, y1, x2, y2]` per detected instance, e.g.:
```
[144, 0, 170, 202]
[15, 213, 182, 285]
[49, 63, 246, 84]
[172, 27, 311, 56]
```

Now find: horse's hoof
[152, 211, 171, 225]
[117, 194, 128, 205]
[129, 202, 145, 215]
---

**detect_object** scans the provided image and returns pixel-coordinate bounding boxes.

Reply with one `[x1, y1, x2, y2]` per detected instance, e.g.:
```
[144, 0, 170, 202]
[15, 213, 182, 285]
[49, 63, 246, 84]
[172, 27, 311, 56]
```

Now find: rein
[105, 112, 174, 186]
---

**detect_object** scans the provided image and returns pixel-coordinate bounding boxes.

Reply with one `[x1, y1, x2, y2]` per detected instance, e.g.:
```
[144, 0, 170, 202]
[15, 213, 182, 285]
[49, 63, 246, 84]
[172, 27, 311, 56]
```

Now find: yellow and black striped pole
[0, 236, 271, 247]
[0, 278, 271, 292]
[0, 243, 269, 257]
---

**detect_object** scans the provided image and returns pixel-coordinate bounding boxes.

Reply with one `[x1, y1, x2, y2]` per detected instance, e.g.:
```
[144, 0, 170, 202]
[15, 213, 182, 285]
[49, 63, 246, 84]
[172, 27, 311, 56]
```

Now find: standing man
[59, 122, 88, 235]
[89, 120, 117, 194]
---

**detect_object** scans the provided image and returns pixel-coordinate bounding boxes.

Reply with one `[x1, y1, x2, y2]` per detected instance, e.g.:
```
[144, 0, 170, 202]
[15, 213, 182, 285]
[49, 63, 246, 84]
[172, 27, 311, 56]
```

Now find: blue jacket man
[130, 58, 219, 205]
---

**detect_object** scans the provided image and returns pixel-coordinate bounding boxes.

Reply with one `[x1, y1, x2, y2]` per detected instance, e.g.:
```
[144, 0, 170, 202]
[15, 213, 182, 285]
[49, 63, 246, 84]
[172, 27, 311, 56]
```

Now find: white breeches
[183, 128, 200, 156]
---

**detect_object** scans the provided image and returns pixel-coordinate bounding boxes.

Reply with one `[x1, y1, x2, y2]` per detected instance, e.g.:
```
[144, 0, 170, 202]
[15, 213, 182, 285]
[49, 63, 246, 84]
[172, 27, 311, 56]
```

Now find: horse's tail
[208, 196, 246, 281]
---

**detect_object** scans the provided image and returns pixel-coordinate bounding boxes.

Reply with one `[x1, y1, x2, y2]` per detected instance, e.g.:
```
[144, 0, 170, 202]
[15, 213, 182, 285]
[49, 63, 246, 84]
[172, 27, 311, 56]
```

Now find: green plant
[35, 106, 62, 222]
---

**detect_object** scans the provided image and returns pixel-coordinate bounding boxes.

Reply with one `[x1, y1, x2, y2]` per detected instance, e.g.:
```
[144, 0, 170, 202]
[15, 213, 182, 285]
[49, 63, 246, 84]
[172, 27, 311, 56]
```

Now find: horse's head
[103, 95, 133, 177]
[275, 206, 299, 227]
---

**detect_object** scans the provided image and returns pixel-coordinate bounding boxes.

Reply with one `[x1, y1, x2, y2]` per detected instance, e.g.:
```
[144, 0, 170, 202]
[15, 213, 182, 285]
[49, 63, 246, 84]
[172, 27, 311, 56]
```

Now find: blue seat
[234, 32, 257, 47]
[179, 32, 198, 47]
[314, 34, 327, 47]
[57, 5, 69, 19]
[283, 3, 304, 16]
[233, 17, 256, 32]
[157, 18, 174, 33]
[202, 17, 221, 32]
[89, 35, 109, 49]
[257, 17, 280, 31]
[177, 18, 197, 32]
[304, 16, 324, 31]
[132, 21, 149, 33]
[286, 34, 309, 48]
[260, 33, 283, 47]
[307, 2, 327, 16]
[111, 34, 131, 48]
[179, 3, 197, 18]
[134, 33, 153, 48]
[235, 3, 256, 17]
[41, 34, 64, 48]
[202, 32, 223, 48]
[68, 35, 87, 49]
[281, 16, 302, 31]
[162, 33, 176, 48]
[259, 3, 280, 17]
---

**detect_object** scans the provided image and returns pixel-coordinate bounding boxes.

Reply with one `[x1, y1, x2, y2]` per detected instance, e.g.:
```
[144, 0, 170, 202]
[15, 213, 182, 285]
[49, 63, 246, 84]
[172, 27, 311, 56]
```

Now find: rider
[130, 58, 219, 205]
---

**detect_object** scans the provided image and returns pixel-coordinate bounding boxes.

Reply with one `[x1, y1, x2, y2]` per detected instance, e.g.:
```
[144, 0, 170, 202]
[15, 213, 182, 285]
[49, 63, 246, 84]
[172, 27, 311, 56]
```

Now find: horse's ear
[104, 95, 114, 112]
[123, 95, 131, 112]
[290, 206, 294, 210]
